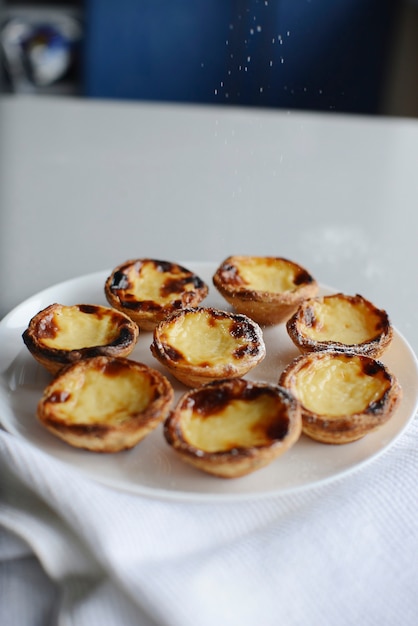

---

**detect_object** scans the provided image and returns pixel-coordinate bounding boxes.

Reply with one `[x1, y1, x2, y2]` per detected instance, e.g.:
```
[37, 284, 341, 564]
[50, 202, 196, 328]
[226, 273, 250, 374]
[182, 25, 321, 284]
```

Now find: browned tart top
[22, 303, 139, 369]
[213, 255, 317, 300]
[37, 355, 174, 452]
[105, 259, 208, 317]
[165, 378, 300, 456]
[286, 293, 393, 357]
[278, 350, 402, 444]
[151, 307, 266, 371]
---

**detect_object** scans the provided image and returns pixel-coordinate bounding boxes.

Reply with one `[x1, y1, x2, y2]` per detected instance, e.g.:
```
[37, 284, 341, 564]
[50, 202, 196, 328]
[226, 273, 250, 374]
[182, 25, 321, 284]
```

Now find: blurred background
[1, 0, 417, 118]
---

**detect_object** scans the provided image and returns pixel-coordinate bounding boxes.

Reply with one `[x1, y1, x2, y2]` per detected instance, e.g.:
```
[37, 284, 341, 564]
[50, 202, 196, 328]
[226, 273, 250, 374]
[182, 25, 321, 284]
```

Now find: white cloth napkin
[1, 415, 418, 626]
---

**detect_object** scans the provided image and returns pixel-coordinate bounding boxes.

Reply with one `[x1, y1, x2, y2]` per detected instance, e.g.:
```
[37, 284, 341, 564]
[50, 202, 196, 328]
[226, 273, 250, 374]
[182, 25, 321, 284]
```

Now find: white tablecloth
[1, 413, 418, 626]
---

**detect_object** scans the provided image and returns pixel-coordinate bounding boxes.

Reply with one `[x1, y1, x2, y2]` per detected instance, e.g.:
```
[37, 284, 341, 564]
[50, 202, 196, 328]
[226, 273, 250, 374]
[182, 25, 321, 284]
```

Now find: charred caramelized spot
[206, 314, 218, 328]
[234, 344, 260, 359]
[48, 390, 71, 403]
[294, 269, 313, 286]
[160, 275, 204, 297]
[230, 318, 258, 342]
[102, 358, 129, 376]
[160, 277, 186, 296]
[375, 318, 388, 332]
[362, 360, 382, 376]
[219, 262, 246, 285]
[192, 386, 233, 416]
[110, 270, 130, 291]
[113, 325, 136, 345]
[365, 395, 388, 414]
[262, 414, 290, 440]
[163, 344, 184, 362]
[79, 304, 122, 322]
[78, 304, 101, 315]
[242, 385, 271, 401]
[154, 260, 175, 273]
[303, 306, 317, 328]
[171, 300, 184, 310]
[191, 275, 205, 289]
[212, 309, 229, 320]
[192, 384, 278, 417]
[122, 299, 161, 312]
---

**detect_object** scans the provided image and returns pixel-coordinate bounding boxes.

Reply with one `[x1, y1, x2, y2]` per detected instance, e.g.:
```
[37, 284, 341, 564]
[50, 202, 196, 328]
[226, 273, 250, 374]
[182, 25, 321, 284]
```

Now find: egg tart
[279, 351, 401, 444]
[105, 259, 208, 331]
[164, 378, 301, 478]
[37, 356, 174, 452]
[150, 307, 266, 387]
[212, 255, 318, 325]
[286, 293, 393, 358]
[23, 303, 139, 375]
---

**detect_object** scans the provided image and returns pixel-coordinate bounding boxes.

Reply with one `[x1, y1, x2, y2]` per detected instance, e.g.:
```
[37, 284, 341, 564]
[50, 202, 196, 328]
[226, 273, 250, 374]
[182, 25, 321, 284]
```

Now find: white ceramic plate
[1, 263, 417, 502]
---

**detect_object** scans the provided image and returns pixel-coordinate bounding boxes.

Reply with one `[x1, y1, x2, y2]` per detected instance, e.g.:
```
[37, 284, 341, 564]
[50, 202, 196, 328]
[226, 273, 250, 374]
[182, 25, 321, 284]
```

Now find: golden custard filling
[40, 307, 119, 350]
[181, 394, 282, 452]
[234, 258, 301, 293]
[302, 298, 381, 345]
[118, 262, 197, 305]
[293, 356, 390, 417]
[161, 313, 248, 365]
[45, 368, 154, 425]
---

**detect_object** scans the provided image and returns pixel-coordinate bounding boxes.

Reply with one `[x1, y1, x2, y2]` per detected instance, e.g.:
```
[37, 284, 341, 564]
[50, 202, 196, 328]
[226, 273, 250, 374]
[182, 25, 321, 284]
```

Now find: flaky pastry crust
[37, 356, 174, 452]
[105, 259, 208, 331]
[150, 307, 266, 387]
[212, 255, 318, 325]
[22, 303, 139, 375]
[164, 378, 302, 477]
[279, 351, 402, 444]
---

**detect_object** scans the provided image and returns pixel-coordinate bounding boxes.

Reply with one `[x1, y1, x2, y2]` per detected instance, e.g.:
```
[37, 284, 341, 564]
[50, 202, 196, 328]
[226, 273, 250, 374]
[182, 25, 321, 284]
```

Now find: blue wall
[83, 0, 396, 114]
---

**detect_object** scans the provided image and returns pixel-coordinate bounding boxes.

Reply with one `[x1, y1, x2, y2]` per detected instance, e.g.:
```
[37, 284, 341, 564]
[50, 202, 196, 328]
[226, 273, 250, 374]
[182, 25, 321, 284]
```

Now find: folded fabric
[1, 416, 418, 626]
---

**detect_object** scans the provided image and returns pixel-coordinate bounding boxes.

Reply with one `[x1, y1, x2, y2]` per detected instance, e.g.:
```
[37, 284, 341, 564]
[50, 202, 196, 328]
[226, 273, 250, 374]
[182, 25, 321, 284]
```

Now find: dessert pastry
[286, 293, 393, 358]
[212, 255, 318, 325]
[164, 378, 301, 478]
[150, 307, 266, 387]
[22, 303, 139, 375]
[279, 351, 401, 444]
[37, 356, 174, 452]
[104, 259, 208, 331]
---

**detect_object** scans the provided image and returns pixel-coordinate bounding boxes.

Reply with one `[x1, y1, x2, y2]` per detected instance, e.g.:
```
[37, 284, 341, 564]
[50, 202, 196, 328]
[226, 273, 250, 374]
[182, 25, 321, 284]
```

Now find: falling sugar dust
[211, 1, 297, 108]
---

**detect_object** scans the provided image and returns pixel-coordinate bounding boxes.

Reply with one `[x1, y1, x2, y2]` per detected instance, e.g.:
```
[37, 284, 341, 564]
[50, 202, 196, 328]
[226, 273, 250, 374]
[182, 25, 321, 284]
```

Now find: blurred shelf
[1, 1, 82, 95]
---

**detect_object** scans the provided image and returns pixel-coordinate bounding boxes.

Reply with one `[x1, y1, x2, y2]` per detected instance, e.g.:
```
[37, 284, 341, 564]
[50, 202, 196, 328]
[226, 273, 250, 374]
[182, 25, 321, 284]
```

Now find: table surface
[1, 94, 417, 354]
